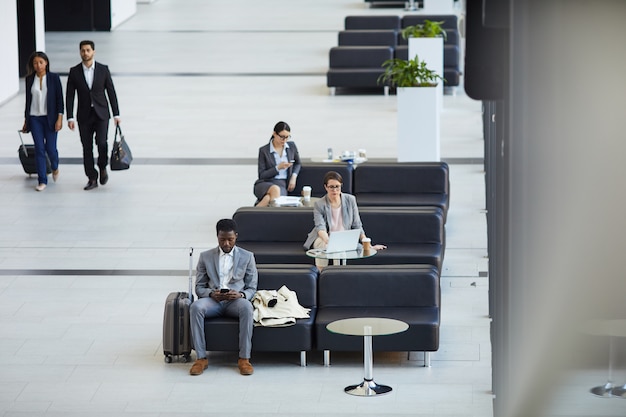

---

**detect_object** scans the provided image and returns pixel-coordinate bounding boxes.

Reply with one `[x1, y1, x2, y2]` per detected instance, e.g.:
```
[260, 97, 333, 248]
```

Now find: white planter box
[397, 86, 440, 162]
[408, 37, 444, 109]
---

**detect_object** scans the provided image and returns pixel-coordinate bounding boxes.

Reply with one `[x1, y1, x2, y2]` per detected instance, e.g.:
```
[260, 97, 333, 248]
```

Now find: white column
[0, 1, 19, 105]
[111, 0, 137, 29]
[34, 0, 45, 51]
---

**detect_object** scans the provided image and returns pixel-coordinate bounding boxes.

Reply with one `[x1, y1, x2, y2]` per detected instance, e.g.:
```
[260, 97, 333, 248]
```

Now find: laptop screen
[325, 229, 361, 253]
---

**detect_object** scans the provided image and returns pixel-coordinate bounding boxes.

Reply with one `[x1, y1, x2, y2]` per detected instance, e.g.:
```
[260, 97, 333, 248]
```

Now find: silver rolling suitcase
[163, 248, 194, 363]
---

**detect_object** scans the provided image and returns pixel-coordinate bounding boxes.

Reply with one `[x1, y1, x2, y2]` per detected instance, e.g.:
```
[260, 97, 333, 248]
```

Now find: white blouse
[30, 75, 48, 116]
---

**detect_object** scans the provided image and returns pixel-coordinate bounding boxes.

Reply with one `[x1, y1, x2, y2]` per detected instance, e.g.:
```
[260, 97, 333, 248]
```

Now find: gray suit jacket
[254, 140, 301, 185]
[195, 246, 258, 300]
[303, 193, 364, 249]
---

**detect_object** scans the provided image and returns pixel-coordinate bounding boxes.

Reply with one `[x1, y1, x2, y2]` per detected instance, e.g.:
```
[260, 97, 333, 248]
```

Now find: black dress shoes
[100, 169, 109, 185]
[84, 180, 98, 191]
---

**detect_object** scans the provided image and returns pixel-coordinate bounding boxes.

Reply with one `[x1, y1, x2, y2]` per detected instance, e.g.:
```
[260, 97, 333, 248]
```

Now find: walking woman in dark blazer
[22, 51, 64, 191]
[253, 121, 302, 206]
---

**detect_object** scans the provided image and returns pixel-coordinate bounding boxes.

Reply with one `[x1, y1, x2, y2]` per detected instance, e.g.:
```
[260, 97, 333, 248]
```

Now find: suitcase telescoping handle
[188, 247, 194, 302]
[17, 130, 28, 158]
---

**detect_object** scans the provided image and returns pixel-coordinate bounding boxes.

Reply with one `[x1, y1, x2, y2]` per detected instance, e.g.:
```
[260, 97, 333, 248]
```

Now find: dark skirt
[253, 178, 288, 200]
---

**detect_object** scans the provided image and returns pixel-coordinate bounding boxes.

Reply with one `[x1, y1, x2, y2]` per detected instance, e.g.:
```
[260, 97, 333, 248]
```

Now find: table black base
[611, 385, 626, 398]
[345, 379, 392, 396]
[590, 382, 614, 398]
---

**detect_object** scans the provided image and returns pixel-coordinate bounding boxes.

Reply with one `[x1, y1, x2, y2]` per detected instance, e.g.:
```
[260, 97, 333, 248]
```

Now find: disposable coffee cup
[362, 238, 371, 252]
[302, 186, 312, 201]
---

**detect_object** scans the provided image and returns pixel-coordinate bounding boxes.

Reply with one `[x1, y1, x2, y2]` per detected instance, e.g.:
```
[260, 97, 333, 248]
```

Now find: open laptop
[324, 229, 362, 254]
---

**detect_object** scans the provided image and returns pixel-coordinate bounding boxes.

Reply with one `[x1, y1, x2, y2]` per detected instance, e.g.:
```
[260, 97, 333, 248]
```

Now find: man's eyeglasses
[276, 134, 291, 140]
[326, 184, 341, 189]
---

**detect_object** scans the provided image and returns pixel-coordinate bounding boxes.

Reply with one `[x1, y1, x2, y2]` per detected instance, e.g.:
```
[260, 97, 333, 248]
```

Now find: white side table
[326, 317, 408, 396]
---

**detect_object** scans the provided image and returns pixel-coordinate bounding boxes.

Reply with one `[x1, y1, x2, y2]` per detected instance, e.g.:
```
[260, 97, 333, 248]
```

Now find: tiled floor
[0, 1, 493, 416]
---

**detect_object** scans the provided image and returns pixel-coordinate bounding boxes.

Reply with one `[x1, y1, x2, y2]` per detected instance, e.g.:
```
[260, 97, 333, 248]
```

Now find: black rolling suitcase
[163, 247, 195, 363]
[17, 130, 51, 176]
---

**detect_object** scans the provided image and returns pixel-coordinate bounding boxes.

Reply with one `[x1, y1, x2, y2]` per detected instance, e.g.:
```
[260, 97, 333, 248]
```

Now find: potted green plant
[378, 56, 443, 162]
[402, 20, 446, 113]
[401, 20, 447, 41]
[378, 56, 443, 87]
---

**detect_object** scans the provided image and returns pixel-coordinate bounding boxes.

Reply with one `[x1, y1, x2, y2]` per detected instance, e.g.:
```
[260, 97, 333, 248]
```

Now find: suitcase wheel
[164, 353, 190, 363]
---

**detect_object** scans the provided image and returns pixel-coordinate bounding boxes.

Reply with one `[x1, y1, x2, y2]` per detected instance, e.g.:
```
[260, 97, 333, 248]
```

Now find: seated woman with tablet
[253, 121, 301, 207]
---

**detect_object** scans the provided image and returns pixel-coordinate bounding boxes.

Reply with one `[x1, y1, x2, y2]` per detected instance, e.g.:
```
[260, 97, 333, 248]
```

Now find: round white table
[306, 248, 377, 266]
[326, 317, 408, 396]
[581, 319, 626, 398]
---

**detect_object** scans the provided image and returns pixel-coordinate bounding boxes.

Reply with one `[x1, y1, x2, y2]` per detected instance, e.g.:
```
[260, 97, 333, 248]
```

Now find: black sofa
[234, 205, 445, 270]
[202, 264, 318, 366]
[200, 264, 440, 367]
[327, 14, 461, 93]
[315, 264, 440, 366]
[353, 161, 450, 218]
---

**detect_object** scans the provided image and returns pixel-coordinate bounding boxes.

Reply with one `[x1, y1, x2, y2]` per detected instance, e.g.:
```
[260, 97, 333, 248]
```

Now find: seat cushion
[204, 312, 316, 352]
[344, 15, 401, 30]
[348, 244, 443, 270]
[315, 307, 439, 351]
[204, 264, 319, 353]
[359, 207, 445, 244]
[338, 30, 398, 47]
[356, 193, 448, 209]
[401, 14, 458, 30]
[329, 46, 394, 68]
[327, 69, 388, 88]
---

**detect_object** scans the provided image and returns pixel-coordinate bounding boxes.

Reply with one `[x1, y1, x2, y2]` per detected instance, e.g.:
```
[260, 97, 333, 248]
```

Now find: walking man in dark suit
[66, 40, 120, 191]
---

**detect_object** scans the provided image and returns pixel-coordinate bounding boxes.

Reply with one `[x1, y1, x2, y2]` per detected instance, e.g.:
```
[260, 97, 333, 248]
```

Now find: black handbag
[110, 125, 133, 170]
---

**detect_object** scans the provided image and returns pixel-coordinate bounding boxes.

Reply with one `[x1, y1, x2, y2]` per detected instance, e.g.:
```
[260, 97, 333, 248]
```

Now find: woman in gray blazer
[253, 121, 301, 206]
[304, 171, 386, 268]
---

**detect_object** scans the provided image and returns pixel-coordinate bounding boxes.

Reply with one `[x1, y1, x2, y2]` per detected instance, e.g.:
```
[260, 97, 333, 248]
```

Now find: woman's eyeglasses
[276, 134, 291, 140]
[326, 184, 341, 189]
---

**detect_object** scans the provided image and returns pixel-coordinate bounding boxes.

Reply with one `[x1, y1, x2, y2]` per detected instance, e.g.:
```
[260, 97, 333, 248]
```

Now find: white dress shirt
[218, 249, 234, 289]
[270, 141, 290, 180]
[82, 63, 94, 89]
